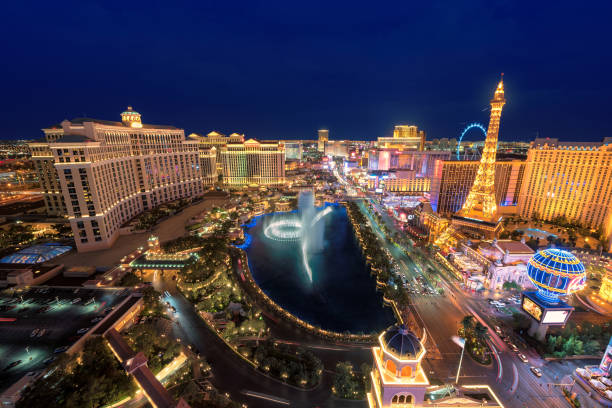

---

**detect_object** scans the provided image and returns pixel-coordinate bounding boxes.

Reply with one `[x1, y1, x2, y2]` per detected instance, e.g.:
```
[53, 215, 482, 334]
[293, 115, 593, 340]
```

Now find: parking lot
[0, 287, 131, 393]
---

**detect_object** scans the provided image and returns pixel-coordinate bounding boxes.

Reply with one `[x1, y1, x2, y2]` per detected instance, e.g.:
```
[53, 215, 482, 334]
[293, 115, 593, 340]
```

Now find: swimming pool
[524, 228, 557, 240]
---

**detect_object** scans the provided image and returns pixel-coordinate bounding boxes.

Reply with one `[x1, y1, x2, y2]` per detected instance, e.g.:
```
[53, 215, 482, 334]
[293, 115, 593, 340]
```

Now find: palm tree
[474, 322, 488, 344]
[460, 315, 475, 335]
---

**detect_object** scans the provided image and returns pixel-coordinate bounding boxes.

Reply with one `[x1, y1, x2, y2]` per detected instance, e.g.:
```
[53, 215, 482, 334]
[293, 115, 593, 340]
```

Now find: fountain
[262, 190, 330, 282]
[241, 194, 396, 333]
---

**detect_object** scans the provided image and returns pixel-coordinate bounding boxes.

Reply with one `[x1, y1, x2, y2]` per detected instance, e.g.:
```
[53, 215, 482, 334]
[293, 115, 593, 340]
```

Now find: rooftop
[382, 324, 422, 359]
[495, 239, 534, 255]
[0, 243, 72, 264]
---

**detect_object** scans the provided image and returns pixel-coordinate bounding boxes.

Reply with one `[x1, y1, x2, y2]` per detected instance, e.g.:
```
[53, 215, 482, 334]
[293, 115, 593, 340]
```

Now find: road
[357, 197, 571, 408]
[153, 272, 369, 408]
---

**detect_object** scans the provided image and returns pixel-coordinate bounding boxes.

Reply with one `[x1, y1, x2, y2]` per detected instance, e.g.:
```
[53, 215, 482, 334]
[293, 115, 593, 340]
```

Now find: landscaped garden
[17, 337, 136, 408]
[332, 361, 371, 400]
[458, 315, 492, 365]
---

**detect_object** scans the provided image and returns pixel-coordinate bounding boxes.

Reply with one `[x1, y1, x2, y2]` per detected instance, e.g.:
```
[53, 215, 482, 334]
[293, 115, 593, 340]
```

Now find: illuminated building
[457, 77, 505, 222]
[367, 170, 430, 195]
[284, 140, 303, 160]
[599, 264, 612, 303]
[435, 77, 506, 243]
[220, 139, 285, 186]
[189, 131, 244, 174]
[517, 137, 612, 251]
[29, 136, 66, 216]
[30, 108, 203, 252]
[368, 149, 450, 177]
[377, 125, 425, 151]
[367, 324, 504, 407]
[455, 239, 535, 291]
[522, 249, 586, 340]
[317, 129, 329, 152]
[198, 147, 217, 185]
[324, 140, 350, 158]
[430, 160, 525, 214]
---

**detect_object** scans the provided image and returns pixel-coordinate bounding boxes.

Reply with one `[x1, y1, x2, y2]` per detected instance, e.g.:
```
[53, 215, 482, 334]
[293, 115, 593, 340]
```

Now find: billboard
[542, 310, 569, 324]
[522, 297, 543, 322]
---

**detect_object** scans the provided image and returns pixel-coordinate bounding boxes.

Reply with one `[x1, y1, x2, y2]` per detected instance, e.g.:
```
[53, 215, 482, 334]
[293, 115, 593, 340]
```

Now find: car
[30, 329, 39, 337]
[77, 327, 90, 334]
[71, 298, 82, 304]
[509, 343, 519, 352]
[91, 317, 103, 323]
[37, 329, 46, 337]
[517, 353, 528, 363]
[43, 356, 56, 365]
[54, 346, 69, 354]
[530, 366, 542, 377]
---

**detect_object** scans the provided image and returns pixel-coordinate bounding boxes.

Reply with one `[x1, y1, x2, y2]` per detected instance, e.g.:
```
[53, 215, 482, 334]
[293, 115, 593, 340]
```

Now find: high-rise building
[189, 131, 244, 174]
[30, 136, 66, 216]
[199, 147, 217, 185]
[284, 140, 303, 161]
[29, 107, 204, 252]
[368, 150, 450, 178]
[518, 137, 612, 249]
[317, 129, 329, 152]
[220, 139, 285, 186]
[430, 160, 525, 215]
[377, 125, 425, 151]
[324, 140, 350, 158]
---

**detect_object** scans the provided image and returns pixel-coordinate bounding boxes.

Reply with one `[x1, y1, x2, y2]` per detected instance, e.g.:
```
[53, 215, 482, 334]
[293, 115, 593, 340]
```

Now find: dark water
[242, 205, 395, 333]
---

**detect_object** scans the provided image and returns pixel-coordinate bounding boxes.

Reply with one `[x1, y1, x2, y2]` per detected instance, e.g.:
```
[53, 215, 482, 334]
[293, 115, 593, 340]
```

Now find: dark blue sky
[1, 1, 610, 142]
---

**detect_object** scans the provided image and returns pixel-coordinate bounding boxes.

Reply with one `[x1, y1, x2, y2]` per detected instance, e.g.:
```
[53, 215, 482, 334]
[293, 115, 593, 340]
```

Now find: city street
[356, 197, 575, 408]
[153, 272, 372, 408]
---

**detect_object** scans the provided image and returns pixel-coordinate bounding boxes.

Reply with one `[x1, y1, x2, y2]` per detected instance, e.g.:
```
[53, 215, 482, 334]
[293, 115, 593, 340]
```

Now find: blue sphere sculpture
[527, 248, 586, 304]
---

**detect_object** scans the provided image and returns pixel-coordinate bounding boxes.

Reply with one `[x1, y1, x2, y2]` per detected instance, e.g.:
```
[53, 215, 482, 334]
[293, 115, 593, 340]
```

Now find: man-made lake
[241, 204, 395, 333]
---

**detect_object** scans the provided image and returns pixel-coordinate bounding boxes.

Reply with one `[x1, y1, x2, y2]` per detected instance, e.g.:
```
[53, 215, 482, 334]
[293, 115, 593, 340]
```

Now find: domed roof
[382, 325, 422, 359]
[527, 248, 586, 302]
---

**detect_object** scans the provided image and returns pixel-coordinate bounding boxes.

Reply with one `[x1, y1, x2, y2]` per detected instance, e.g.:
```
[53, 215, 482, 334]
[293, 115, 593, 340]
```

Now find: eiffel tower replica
[436, 76, 506, 244]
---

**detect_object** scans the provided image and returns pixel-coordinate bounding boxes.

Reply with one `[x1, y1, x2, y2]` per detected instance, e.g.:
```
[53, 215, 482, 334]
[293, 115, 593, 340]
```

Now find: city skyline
[1, 1, 611, 142]
[2, 3, 612, 408]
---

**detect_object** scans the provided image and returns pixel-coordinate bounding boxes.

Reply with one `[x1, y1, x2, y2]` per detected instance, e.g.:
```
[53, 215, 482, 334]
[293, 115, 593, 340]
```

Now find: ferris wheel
[456, 123, 487, 160]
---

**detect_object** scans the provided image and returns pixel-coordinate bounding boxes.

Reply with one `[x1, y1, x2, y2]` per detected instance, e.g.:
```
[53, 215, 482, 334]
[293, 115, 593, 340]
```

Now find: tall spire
[457, 77, 507, 221]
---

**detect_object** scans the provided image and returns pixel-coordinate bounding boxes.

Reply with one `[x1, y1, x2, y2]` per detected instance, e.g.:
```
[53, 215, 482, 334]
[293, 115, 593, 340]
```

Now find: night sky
[2, 1, 611, 142]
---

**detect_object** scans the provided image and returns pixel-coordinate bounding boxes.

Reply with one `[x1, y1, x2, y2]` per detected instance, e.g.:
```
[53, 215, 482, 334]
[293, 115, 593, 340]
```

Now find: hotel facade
[517, 138, 612, 249]
[188, 131, 244, 175]
[29, 108, 204, 252]
[377, 125, 425, 151]
[430, 159, 525, 215]
[220, 139, 285, 186]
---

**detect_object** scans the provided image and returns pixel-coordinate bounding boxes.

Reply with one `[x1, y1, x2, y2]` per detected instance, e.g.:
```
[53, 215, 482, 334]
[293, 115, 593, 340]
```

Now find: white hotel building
[29, 107, 205, 252]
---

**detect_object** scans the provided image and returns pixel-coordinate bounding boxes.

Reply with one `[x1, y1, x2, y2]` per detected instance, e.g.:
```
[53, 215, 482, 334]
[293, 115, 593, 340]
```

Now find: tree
[119, 271, 141, 287]
[52, 223, 72, 236]
[333, 362, 359, 399]
[585, 339, 600, 355]
[474, 322, 488, 344]
[503, 281, 521, 291]
[460, 315, 475, 334]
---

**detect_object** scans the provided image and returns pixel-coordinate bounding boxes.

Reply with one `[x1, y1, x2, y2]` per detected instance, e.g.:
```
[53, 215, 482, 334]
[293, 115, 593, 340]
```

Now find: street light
[452, 335, 466, 384]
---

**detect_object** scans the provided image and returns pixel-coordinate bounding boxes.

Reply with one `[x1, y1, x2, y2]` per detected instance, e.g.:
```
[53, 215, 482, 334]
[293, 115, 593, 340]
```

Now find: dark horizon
[1, 1, 611, 143]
